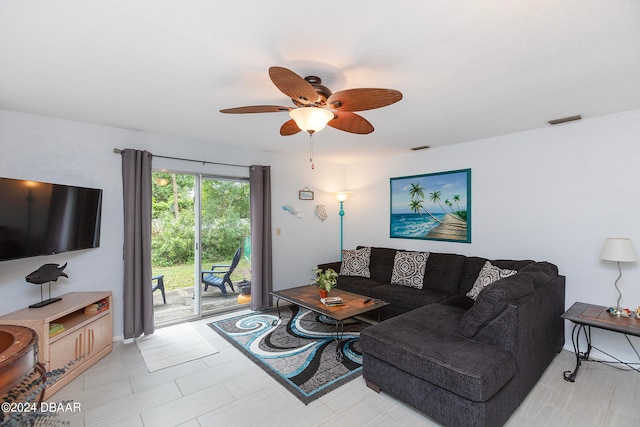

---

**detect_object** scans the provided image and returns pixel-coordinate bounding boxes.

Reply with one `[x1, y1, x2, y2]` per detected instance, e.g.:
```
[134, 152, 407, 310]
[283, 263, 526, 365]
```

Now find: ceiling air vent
[411, 145, 430, 151]
[547, 115, 582, 125]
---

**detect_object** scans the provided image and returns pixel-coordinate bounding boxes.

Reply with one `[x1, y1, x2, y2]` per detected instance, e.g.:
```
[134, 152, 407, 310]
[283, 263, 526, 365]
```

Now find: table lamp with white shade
[599, 237, 638, 315]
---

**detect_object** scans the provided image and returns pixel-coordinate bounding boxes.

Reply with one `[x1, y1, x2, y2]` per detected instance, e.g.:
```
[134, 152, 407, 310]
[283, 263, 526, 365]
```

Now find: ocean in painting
[390, 213, 445, 238]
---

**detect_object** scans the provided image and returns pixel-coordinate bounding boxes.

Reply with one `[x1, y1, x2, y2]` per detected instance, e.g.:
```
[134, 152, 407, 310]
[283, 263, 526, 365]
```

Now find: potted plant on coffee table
[313, 267, 338, 298]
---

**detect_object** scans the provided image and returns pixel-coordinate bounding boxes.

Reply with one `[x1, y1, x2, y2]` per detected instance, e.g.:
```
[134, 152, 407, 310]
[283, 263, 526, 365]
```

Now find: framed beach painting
[390, 169, 471, 243]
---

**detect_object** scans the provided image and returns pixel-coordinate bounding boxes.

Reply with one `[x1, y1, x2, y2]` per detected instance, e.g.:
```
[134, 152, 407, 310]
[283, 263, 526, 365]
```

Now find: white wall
[0, 109, 344, 338]
[3, 107, 640, 362]
[269, 154, 347, 288]
[345, 108, 640, 360]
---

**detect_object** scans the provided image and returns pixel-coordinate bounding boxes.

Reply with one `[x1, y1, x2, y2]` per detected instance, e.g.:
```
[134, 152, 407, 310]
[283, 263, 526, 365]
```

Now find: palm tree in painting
[408, 182, 424, 200]
[409, 183, 442, 224]
[444, 196, 466, 221]
[453, 195, 461, 212]
[430, 190, 466, 222]
[445, 198, 453, 212]
[409, 199, 423, 214]
[429, 190, 446, 213]
[452, 194, 466, 220]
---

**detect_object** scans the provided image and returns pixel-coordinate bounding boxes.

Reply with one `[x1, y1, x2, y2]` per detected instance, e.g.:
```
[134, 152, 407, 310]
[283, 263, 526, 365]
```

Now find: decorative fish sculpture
[26, 262, 68, 284]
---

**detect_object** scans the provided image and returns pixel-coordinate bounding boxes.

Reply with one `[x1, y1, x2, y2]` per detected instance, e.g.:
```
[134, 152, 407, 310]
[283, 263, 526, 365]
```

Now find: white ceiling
[1, 1, 639, 163]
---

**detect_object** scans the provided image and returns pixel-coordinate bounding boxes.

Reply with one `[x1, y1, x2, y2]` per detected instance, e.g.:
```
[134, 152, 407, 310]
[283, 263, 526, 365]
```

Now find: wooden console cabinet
[0, 291, 113, 398]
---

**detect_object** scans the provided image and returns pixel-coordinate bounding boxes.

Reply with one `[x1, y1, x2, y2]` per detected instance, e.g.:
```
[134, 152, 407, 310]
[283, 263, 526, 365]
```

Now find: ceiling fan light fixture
[289, 107, 334, 134]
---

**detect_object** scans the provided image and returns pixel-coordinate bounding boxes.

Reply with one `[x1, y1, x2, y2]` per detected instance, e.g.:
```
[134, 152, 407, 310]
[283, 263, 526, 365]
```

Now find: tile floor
[52, 312, 640, 427]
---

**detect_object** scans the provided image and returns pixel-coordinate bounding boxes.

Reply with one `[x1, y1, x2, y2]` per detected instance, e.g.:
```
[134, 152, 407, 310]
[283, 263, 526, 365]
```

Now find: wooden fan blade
[220, 105, 291, 114]
[269, 66, 319, 105]
[280, 119, 302, 136]
[328, 112, 374, 134]
[327, 88, 403, 112]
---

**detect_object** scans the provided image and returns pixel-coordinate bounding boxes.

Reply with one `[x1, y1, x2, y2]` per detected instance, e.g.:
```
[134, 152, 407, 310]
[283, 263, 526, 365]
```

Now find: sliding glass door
[151, 171, 251, 325]
[199, 176, 251, 316]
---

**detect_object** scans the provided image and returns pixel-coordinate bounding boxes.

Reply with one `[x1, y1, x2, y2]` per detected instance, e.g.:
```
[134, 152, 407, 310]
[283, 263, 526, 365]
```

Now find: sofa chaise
[319, 246, 565, 427]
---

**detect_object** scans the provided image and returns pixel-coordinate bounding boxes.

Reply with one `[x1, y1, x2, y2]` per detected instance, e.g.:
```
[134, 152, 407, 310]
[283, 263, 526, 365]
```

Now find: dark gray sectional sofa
[318, 246, 565, 427]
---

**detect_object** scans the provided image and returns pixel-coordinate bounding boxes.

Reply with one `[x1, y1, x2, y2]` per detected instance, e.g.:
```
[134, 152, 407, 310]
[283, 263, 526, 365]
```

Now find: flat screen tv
[0, 177, 102, 262]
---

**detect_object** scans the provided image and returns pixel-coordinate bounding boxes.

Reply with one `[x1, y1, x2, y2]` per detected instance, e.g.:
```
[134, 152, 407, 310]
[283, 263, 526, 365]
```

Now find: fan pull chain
[309, 133, 315, 170]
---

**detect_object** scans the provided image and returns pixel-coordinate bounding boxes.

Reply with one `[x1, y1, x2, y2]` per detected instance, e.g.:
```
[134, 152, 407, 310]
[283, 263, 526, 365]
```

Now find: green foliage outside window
[151, 172, 250, 267]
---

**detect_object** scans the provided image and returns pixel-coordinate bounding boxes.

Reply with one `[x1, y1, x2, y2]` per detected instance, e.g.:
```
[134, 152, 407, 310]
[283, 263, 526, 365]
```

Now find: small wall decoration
[390, 169, 471, 243]
[298, 187, 314, 200]
[282, 204, 302, 218]
[315, 204, 328, 222]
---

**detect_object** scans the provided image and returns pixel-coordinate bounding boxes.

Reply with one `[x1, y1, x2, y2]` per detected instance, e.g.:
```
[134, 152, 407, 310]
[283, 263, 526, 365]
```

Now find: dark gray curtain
[121, 149, 154, 339]
[250, 165, 273, 310]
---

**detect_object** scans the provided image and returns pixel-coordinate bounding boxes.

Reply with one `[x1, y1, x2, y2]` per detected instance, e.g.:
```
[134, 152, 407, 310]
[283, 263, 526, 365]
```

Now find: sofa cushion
[459, 256, 490, 294]
[459, 274, 534, 338]
[359, 246, 398, 283]
[340, 246, 371, 277]
[336, 275, 384, 295]
[466, 261, 517, 300]
[439, 294, 475, 311]
[390, 251, 429, 289]
[402, 303, 466, 334]
[367, 284, 450, 311]
[492, 259, 535, 271]
[518, 261, 558, 288]
[361, 315, 517, 402]
[422, 252, 466, 293]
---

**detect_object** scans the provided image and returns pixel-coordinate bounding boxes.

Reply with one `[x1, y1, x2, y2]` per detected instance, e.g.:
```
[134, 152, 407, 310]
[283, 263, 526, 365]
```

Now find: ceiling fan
[220, 66, 403, 136]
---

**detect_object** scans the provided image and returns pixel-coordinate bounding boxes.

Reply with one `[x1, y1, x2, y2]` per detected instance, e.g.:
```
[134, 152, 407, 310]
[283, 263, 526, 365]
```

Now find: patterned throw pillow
[466, 261, 517, 300]
[390, 251, 429, 289]
[340, 247, 371, 277]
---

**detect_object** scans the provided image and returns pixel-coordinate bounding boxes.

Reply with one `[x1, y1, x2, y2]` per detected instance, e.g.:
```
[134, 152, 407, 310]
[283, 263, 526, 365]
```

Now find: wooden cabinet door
[86, 314, 112, 358]
[49, 329, 84, 373]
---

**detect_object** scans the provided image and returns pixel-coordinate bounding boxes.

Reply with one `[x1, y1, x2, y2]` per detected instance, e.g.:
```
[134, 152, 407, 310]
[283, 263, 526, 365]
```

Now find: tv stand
[0, 291, 112, 398]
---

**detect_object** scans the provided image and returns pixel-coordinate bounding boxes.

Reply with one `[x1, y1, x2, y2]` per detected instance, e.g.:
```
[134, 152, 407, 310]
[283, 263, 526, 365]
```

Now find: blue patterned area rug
[208, 305, 367, 404]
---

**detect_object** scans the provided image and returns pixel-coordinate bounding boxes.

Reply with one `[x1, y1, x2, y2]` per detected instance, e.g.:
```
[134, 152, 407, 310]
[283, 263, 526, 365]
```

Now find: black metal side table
[562, 302, 640, 382]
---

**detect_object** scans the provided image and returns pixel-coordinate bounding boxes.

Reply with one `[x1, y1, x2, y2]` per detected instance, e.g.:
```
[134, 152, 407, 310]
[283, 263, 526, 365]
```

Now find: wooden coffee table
[269, 285, 388, 361]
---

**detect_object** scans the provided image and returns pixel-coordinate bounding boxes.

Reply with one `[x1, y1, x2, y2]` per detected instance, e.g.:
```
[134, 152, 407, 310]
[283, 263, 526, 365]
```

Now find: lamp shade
[335, 191, 351, 202]
[600, 238, 639, 262]
[289, 107, 334, 133]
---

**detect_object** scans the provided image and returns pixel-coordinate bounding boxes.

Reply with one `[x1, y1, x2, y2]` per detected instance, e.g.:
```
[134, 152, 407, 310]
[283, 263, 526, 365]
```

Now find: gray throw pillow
[466, 261, 517, 300]
[340, 247, 371, 277]
[390, 251, 429, 289]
